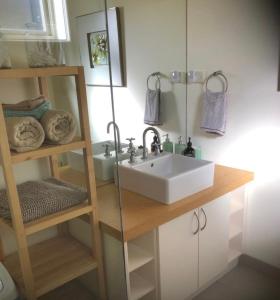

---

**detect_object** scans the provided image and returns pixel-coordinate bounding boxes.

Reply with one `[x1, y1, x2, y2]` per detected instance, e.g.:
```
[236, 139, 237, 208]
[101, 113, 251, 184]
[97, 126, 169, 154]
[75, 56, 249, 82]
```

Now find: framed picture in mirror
[77, 7, 124, 87]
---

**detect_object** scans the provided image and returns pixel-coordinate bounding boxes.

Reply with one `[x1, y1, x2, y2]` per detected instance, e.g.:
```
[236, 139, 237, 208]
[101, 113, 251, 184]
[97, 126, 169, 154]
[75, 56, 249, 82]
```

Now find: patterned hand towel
[0, 178, 87, 223]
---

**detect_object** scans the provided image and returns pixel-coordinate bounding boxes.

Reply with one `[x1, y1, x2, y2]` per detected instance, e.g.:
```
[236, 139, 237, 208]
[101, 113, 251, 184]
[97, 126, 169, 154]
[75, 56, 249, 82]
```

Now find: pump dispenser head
[163, 134, 170, 142]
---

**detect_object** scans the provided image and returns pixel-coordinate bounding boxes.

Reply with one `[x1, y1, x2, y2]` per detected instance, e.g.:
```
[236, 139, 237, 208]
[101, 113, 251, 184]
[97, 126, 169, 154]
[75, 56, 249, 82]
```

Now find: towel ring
[205, 71, 228, 93]
[147, 72, 161, 90]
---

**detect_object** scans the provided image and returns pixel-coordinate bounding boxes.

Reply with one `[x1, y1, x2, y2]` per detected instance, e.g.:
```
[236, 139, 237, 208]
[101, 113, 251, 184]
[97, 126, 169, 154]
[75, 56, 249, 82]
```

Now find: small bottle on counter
[183, 137, 195, 157]
[175, 136, 186, 155]
[151, 135, 160, 153]
[162, 134, 174, 153]
[194, 145, 202, 160]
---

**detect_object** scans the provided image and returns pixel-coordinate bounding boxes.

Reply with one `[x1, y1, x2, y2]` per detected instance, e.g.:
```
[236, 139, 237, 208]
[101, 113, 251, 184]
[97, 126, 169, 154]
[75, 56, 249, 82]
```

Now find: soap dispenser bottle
[162, 134, 174, 153]
[183, 137, 195, 157]
[175, 136, 186, 155]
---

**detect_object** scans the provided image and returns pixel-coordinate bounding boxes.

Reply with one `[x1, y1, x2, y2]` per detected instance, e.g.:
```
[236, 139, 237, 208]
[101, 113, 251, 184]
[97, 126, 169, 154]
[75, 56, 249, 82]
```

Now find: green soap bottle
[162, 134, 174, 153]
[175, 136, 186, 155]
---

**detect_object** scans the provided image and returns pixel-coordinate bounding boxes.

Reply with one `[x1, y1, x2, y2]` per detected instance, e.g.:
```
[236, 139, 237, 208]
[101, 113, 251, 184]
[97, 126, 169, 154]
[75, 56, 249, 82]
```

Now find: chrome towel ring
[205, 70, 228, 93]
[147, 72, 161, 90]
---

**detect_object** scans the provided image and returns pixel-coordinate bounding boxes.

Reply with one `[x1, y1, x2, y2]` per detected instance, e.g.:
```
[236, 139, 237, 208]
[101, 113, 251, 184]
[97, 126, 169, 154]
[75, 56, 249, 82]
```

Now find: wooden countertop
[60, 165, 254, 242]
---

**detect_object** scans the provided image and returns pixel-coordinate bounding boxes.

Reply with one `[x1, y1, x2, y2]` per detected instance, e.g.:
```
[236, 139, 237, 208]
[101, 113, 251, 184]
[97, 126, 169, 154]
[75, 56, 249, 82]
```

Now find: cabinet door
[158, 209, 199, 300]
[199, 195, 230, 287]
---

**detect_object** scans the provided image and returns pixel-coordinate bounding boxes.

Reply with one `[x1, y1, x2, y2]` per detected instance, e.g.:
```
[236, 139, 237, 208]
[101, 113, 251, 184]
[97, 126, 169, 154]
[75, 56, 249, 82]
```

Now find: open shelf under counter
[230, 201, 244, 215]
[229, 224, 242, 240]
[10, 137, 86, 164]
[130, 272, 155, 300]
[228, 248, 242, 263]
[3, 236, 97, 298]
[128, 243, 154, 273]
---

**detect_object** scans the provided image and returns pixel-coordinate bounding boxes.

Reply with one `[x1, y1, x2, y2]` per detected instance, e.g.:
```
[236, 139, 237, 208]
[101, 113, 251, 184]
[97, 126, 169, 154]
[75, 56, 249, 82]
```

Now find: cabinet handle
[200, 208, 207, 231]
[193, 211, 200, 235]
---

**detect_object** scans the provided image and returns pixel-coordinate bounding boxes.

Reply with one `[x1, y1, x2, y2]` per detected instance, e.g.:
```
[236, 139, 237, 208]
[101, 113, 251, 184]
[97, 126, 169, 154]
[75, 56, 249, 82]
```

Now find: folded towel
[0, 178, 87, 223]
[144, 88, 162, 126]
[4, 100, 50, 119]
[201, 89, 228, 136]
[3, 96, 45, 111]
[40, 110, 77, 144]
[5, 117, 45, 153]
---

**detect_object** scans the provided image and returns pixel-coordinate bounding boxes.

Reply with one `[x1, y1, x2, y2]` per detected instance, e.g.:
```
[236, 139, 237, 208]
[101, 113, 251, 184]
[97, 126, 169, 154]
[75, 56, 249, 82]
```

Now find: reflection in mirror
[0, 0, 127, 299]
[107, 1, 187, 300]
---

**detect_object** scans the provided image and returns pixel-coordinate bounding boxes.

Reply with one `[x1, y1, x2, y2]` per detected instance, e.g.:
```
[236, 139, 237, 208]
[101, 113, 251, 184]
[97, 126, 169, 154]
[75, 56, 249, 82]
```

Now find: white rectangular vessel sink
[118, 153, 215, 204]
[67, 140, 130, 181]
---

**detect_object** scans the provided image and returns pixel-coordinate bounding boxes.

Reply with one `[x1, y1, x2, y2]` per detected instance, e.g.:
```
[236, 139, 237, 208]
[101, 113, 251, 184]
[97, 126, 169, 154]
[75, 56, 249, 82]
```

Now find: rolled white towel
[40, 110, 77, 145]
[5, 116, 45, 153]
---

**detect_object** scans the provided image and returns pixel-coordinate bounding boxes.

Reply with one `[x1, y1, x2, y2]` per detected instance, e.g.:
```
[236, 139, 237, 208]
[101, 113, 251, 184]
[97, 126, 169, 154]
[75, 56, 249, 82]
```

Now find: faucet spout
[107, 121, 123, 153]
[142, 127, 161, 159]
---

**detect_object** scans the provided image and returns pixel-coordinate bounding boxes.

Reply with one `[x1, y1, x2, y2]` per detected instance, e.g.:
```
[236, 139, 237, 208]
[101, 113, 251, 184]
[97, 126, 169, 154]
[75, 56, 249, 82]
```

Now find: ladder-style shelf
[0, 67, 106, 300]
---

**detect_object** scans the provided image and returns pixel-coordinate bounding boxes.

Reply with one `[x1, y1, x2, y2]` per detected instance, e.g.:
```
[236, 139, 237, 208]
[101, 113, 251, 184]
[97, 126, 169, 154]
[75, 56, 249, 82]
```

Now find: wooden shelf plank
[3, 236, 97, 298]
[0, 67, 80, 79]
[0, 203, 95, 236]
[25, 203, 94, 235]
[128, 243, 154, 273]
[10, 138, 86, 164]
[130, 272, 155, 300]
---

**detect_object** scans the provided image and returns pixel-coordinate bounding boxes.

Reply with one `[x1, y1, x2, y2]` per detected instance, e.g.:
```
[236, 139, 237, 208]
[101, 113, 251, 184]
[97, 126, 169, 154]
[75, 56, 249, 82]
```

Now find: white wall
[66, 0, 187, 146]
[187, 0, 280, 267]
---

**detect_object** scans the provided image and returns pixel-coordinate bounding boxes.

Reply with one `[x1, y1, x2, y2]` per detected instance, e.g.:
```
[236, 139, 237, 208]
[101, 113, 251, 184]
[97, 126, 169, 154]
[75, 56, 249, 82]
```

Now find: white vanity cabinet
[158, 195, 230, 300]
[198, 195, 230, 288]
[158, 209, 199, 300]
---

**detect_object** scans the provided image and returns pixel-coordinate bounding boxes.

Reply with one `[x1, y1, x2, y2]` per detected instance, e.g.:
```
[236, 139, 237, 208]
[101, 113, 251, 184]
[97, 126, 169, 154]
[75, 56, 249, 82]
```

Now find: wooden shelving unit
[0, 67, 106, 300]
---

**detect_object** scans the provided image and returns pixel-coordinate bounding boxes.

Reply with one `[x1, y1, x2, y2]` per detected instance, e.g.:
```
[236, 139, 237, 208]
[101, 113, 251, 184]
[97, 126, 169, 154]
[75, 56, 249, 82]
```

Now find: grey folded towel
[144, 88, 162, 126]
[0, 178, 87, 223]
[201, 89, 228, 136]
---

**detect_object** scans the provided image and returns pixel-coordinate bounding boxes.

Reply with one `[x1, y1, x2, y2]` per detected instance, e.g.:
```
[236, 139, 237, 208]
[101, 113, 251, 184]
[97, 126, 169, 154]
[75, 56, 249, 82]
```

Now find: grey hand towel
[144, 88, 162, 125]
[201, 89, 228, 136]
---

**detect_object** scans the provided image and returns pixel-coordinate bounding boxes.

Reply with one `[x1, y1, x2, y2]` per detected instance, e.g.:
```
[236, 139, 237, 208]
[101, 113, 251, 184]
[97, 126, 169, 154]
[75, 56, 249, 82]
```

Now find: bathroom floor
[38, 261, 280, 300]
[38, 280, 95, 300]
[193, 263, 280, 300]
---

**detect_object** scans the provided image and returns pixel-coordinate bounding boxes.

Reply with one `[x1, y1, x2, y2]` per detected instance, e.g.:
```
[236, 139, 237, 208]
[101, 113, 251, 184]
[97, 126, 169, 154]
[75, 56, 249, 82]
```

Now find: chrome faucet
[142, 127, 161, 159]
[107, 121, 123, 154]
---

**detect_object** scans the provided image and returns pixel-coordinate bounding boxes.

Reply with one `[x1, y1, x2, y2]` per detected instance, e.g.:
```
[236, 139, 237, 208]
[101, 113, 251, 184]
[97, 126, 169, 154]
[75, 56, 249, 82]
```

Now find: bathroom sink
[118, 153, 215, 204]
[67, 140, 130, 181]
